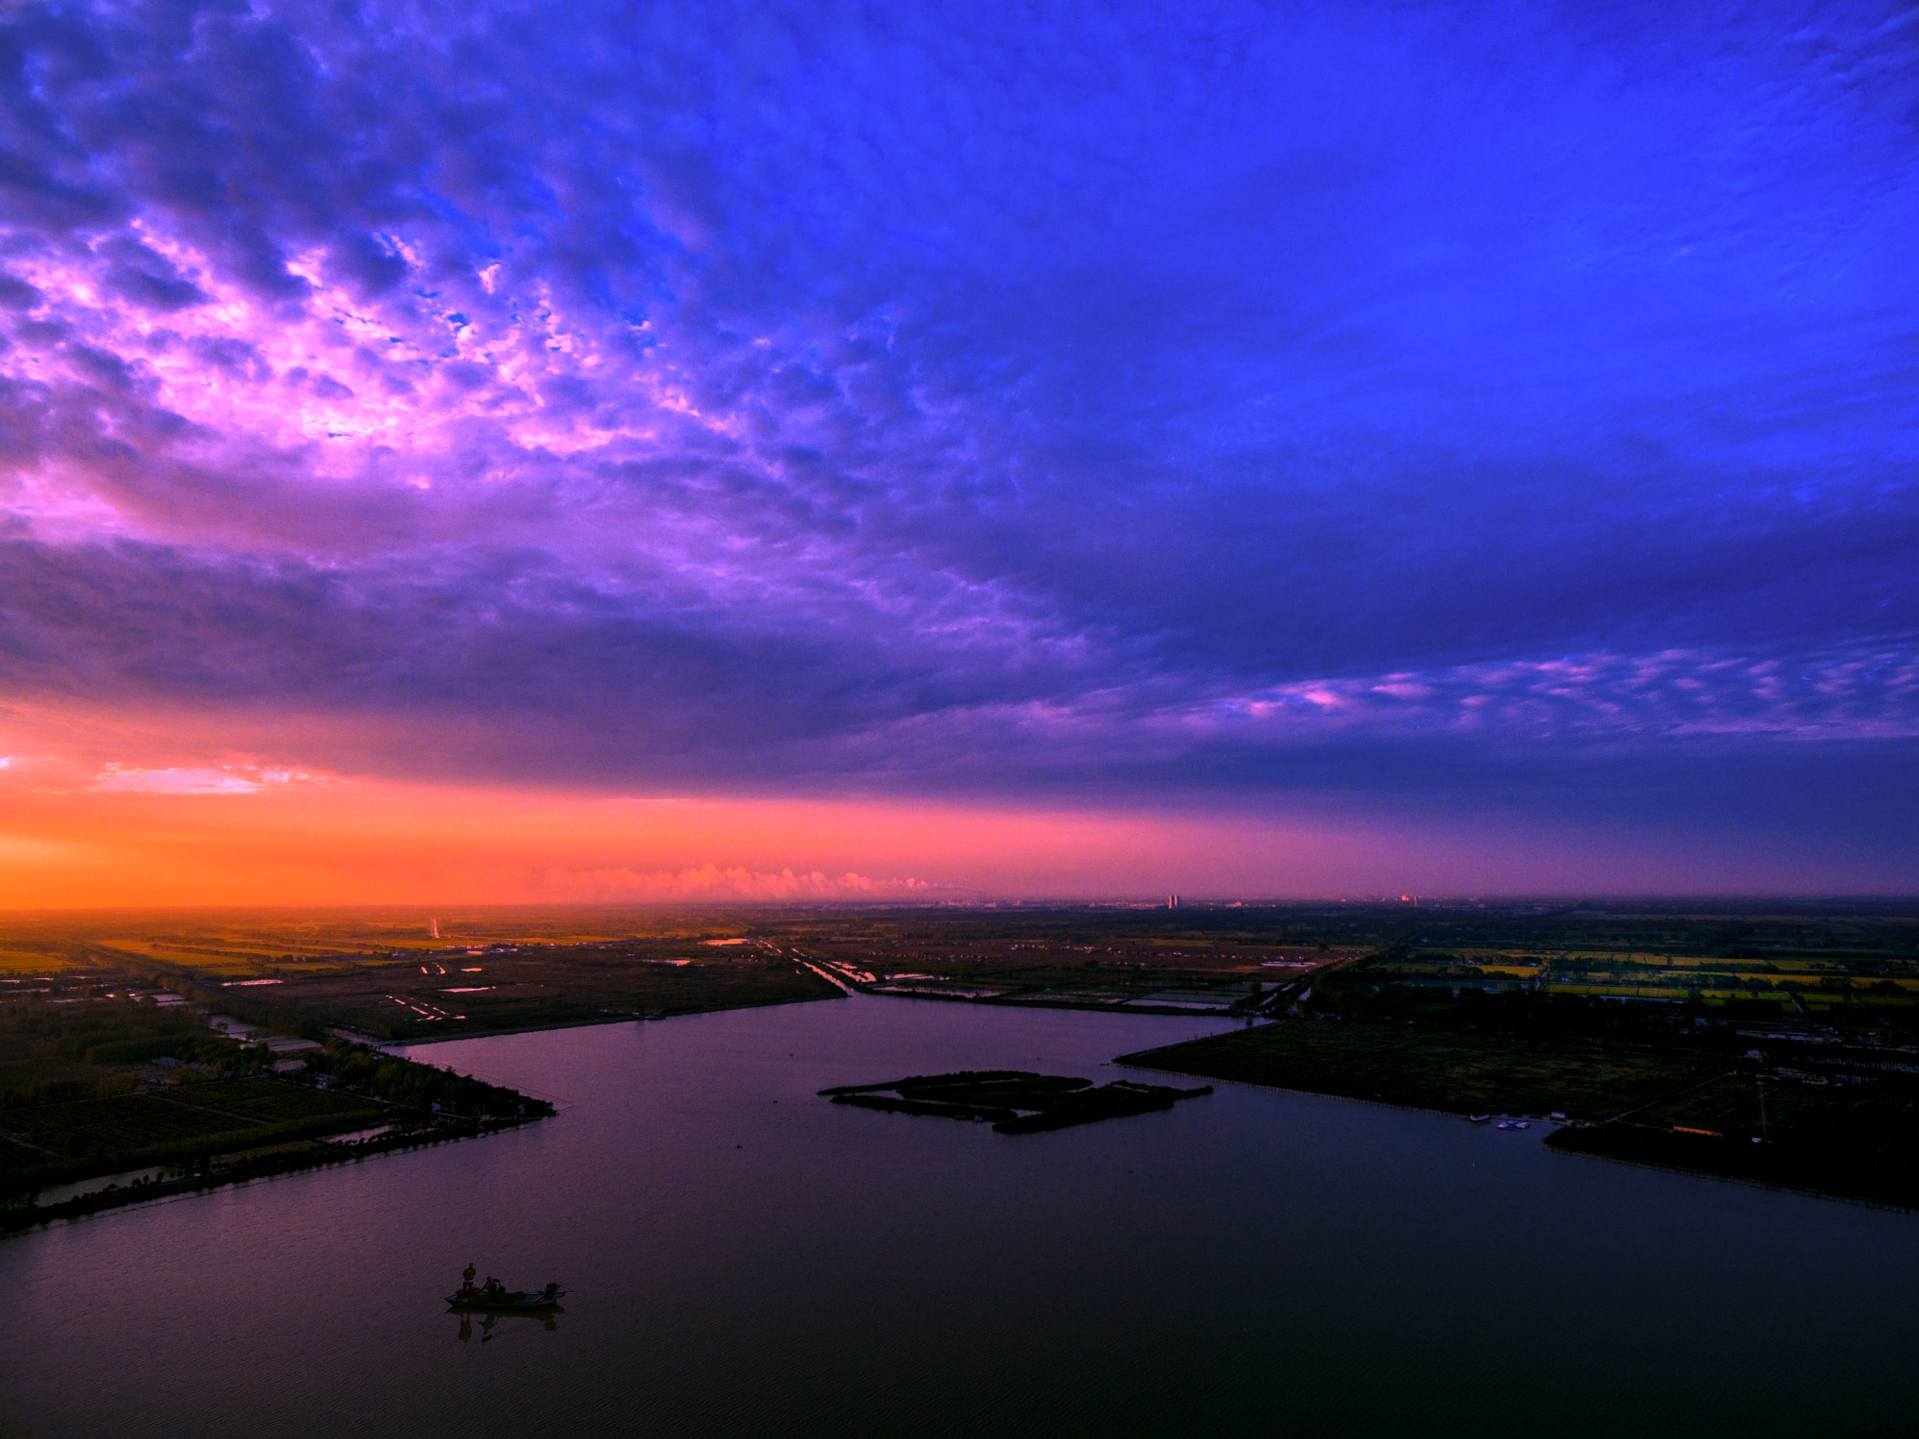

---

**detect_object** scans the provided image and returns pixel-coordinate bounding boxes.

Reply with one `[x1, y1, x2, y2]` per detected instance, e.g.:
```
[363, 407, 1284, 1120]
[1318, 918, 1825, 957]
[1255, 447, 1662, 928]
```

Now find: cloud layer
[2, 0, 1915, 880]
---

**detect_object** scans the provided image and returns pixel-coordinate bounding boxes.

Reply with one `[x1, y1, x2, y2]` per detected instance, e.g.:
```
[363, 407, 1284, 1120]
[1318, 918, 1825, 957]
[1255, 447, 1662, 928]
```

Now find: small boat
[1511, 1120, 1530, 1130]
[1549, 1111, 1568, 1122]
[446, 1284, 566, 1312]
[1468, 1114, 1491, 1124]
[1496, 1119, 1516, 1130]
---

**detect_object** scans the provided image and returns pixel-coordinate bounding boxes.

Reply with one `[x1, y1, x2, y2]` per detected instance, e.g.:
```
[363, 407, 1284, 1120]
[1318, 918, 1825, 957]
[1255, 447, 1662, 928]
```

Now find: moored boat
[446, 1287, 564, 1312]
[447, 1274, 565, 1311]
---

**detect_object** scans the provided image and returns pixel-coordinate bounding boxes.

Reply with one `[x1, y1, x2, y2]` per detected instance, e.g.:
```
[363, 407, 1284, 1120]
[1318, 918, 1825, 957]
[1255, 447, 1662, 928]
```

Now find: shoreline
[0, 1114, 544, 1238]
[1115, 1053, 1489, 1122]
[845, 981, 1254, 1021]
[380, 982, 1241, 1046]
[1120, 1052, 1915, 1214]
[1542, 1123, 1919, 1214]
[1, 990, 842, 1236]
[375, 986, 843, 1048]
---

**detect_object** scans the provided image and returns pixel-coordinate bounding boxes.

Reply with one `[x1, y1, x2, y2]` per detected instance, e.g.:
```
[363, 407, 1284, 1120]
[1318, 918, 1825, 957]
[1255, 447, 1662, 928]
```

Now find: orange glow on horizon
[0, 772, 1318, 907]
[0, 764, 1844, 909]
[0, 701, 1870, 907]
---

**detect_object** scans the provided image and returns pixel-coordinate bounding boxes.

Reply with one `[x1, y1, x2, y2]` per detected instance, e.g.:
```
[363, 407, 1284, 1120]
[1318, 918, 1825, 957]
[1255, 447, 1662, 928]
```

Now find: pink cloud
[88, 763, 309, 795]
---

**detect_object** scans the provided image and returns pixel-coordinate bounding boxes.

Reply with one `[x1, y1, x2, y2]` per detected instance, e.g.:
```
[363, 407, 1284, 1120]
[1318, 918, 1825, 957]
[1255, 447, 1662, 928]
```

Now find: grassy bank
[1120, 1017, 1722, 1119]
[1545, 1071, 1919, 1209]
[0, 1113, 543, 1234]
[383, 984, 839, 1046]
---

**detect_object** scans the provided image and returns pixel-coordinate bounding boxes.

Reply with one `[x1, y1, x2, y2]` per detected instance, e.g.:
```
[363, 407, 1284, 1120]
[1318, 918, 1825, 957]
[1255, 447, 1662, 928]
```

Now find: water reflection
[7, 998, 1917, 1438]
[456, 1310, 562, 1343]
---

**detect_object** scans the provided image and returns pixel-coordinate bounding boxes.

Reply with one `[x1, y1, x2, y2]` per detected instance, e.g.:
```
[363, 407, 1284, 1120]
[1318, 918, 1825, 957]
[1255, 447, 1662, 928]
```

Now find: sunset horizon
[4, 4, 1916, 1432]
[5, 771, 1915, 908]
[2, 3, 1914, 908]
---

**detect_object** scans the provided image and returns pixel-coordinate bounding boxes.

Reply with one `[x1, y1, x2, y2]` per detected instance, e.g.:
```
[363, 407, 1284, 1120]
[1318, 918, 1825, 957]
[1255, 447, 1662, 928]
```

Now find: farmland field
[1, 1078, 388, 1187]
[0, 946, 81, 974]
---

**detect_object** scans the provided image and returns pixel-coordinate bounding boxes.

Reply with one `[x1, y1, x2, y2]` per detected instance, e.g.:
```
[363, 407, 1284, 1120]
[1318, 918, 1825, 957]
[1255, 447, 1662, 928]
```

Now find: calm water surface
[5, 995, 1917, 1436]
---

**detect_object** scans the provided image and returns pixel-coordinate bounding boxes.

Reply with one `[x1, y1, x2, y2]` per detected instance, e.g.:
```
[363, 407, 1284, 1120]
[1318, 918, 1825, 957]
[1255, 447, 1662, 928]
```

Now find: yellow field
[0, 946, 75, 973]
[1376, 940, 1917, 1015]
[89, 938, 363, 977]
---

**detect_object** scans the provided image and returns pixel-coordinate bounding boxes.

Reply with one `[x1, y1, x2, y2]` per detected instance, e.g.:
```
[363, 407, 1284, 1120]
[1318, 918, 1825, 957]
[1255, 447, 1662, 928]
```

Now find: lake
[4, 994, 1917, 1435]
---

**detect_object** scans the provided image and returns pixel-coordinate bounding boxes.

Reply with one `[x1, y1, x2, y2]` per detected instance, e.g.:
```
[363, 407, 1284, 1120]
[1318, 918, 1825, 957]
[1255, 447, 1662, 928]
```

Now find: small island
[820, 1069, 1211, 1134]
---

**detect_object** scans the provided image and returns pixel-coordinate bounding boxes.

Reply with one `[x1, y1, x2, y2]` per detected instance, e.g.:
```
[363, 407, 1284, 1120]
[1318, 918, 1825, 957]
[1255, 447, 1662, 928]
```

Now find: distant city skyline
[1, 1, 1913, 904]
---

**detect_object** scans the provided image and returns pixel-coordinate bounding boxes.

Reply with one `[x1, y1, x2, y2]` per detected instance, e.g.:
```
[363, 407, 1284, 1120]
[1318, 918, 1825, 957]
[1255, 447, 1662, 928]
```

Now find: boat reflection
[456, 1309, 563, 1343]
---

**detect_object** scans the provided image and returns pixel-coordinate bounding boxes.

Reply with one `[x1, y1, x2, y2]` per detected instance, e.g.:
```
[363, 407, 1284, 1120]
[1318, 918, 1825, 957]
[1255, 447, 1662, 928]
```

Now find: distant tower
[1167, 894, 1180, 910]
[429, 917, 441, 940]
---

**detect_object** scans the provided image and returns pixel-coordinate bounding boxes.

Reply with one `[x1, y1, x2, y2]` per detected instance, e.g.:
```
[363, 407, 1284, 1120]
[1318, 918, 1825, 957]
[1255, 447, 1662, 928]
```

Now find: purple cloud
[0, 0, 1913, 874]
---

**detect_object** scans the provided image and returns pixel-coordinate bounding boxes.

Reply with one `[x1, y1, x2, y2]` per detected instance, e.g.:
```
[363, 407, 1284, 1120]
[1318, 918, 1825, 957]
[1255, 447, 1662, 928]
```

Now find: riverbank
[1121, 1016, 1720, 1120]
[0, 1113, 543, 1235]
[1122, 1016, 1919, 1209]
[373, 986, 841, 1047]
[1, 998, 559, 1232]
[1543, 1073, 1919, 1210]
[865, 985, 1263, 1018]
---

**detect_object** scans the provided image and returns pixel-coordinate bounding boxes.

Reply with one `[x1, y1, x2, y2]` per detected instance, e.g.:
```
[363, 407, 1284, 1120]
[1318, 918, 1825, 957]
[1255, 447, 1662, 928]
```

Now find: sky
[0, 0, 1915, 905]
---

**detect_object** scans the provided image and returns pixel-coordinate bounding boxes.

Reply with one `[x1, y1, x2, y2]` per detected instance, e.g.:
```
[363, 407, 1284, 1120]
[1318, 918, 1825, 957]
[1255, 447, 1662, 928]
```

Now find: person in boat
[461, 1262, 477, 1295]
[543, 1282, 560, 1301]
[484, 1276, 504, 1298]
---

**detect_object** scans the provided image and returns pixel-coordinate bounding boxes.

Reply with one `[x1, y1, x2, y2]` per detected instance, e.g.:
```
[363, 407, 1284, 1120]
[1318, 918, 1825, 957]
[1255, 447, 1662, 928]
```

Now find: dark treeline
[306, 1041, 553, 1120]
[0, 1004, 272, 1110]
